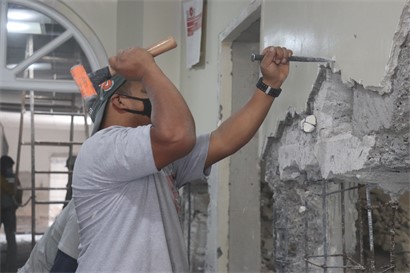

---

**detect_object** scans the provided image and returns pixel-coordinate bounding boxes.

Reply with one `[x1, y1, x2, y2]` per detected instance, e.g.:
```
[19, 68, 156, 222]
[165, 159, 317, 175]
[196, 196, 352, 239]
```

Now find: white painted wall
[180, 0, 252, 134]
[63, 0, 181, 85]
[1, 112, 87, 173]
[62, 0, 119, 58]
[260, 0, 406, 142]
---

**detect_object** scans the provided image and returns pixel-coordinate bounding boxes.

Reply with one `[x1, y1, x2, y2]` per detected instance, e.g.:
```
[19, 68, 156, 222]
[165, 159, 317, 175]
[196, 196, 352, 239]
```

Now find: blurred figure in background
[1, 155, 22, 273]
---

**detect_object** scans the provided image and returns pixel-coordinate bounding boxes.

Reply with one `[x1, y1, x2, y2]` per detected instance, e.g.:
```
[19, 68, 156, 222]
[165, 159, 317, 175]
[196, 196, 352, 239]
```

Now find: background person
[1, 155, 21, 273]
[17, 200, 79, 273]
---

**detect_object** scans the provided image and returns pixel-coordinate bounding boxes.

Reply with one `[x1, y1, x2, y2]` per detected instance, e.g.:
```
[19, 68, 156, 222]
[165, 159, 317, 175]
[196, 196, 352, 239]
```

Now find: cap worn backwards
[87, 74, 127, 135]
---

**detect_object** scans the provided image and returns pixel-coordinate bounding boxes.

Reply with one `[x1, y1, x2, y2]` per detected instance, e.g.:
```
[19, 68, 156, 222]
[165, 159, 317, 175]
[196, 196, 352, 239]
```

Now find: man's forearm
[206, 90, 274, 167]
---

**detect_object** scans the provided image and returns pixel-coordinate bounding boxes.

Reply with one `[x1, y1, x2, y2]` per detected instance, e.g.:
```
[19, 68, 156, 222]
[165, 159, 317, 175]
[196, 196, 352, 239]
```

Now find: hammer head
[70, 64, 97, 99]
[71, 65, 114, 101]
[71, 69, 126, 135]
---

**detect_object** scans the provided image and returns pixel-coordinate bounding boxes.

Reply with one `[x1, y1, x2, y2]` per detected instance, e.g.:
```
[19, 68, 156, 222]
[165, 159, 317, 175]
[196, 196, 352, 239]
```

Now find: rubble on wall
[263, 0, 409, 191]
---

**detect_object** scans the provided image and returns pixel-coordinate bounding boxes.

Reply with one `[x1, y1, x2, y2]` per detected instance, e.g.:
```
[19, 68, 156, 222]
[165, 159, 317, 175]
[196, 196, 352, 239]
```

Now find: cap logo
[100, 80, 114, 92]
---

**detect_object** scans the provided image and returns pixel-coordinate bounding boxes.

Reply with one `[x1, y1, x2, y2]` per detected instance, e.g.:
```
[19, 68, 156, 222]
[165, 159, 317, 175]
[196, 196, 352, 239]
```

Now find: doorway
[218, 3, 262, 272]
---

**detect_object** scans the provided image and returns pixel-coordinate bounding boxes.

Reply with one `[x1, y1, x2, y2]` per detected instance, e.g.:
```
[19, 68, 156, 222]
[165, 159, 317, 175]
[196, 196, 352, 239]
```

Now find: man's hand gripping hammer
[70, 36, 177, 99]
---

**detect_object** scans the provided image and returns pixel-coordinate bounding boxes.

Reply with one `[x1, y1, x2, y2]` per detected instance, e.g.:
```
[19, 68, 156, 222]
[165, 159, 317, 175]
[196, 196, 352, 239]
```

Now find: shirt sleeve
[171, 134, 212, 188]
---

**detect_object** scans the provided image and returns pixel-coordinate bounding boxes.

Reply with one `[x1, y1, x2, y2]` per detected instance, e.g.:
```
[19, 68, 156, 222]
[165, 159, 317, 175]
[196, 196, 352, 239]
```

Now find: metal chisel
[251, 53, 333, 63]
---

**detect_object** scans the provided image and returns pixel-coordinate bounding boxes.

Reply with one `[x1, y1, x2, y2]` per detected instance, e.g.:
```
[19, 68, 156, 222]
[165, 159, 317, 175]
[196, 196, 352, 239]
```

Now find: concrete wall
[262, 2, 409, 270]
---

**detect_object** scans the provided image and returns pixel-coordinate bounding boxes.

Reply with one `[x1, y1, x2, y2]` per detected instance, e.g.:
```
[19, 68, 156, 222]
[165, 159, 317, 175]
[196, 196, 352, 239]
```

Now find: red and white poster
[183, 0, 203, 69]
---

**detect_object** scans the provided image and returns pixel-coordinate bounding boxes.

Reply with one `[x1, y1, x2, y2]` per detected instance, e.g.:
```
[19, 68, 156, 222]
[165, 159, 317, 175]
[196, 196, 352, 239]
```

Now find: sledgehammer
[70, 36, 177, 99]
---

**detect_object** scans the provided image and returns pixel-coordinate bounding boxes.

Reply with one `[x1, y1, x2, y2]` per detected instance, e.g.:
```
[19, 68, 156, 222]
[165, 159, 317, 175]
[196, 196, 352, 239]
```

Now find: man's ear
[110, 94, 127, 110]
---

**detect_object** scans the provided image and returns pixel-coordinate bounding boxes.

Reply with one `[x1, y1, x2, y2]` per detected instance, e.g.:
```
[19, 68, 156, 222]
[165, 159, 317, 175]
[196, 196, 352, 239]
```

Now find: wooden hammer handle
[105, 36, 177, 81]
[107, 36, 177, 77]
[146, 36, 177, 57]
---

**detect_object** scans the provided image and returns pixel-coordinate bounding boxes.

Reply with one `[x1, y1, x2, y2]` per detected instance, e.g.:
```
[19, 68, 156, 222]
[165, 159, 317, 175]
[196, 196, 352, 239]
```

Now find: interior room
[0, 0, 408, 272]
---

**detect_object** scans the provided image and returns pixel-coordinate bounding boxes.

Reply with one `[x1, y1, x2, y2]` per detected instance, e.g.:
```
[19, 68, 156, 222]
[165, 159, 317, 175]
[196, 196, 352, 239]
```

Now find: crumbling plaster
[261, 2, 409, 271]
[264, 1, 409, 194]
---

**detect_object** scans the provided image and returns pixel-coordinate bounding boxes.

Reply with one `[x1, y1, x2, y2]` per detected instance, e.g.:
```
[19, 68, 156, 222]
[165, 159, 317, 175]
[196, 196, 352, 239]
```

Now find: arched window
[0, 0, 107, 111]
[0, 0, 108, 240]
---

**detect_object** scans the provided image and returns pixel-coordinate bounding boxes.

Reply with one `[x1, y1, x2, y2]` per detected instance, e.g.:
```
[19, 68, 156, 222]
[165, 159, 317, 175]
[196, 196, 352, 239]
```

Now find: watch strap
[256, 77, 282, 97]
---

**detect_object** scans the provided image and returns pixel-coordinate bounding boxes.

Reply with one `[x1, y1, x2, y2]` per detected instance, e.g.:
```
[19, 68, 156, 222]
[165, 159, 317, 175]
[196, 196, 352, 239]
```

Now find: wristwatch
[256, 77, 282, 98]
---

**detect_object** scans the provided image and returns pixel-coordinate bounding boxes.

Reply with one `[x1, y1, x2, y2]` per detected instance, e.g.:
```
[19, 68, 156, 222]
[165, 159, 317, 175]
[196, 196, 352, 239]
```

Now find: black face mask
[119, 94, 152, 118]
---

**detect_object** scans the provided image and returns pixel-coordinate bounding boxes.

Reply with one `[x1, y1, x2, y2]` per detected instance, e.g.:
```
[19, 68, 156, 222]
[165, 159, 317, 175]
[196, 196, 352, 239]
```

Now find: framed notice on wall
[183, 0, 204, 69]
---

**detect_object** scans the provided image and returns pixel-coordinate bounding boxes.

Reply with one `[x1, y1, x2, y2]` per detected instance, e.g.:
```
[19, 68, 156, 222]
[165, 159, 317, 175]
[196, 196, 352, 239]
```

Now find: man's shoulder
[90, 125, 151, 139]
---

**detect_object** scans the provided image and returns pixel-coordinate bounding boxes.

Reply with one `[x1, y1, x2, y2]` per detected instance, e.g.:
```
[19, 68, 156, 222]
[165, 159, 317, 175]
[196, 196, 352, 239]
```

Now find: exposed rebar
[389, 199, 398, 273]
[365, 185, 376, 272]
[341, 183, 347, 273]
[322, 180, 328, 273]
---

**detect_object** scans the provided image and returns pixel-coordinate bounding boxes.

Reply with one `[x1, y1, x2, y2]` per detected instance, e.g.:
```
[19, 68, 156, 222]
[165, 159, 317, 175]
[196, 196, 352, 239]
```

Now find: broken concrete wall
[262, 2, 409, 272]
[180, 180, 210, 272]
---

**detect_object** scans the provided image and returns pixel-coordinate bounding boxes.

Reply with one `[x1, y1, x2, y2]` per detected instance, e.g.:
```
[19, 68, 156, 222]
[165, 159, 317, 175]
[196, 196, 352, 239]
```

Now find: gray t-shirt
[17, 200, 79, 273]
[72, 125, 210, 273]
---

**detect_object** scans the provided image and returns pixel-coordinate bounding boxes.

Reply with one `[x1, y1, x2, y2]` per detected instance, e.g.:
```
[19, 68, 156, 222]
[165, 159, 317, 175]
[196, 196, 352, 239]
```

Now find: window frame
[0, 0, 107, 93]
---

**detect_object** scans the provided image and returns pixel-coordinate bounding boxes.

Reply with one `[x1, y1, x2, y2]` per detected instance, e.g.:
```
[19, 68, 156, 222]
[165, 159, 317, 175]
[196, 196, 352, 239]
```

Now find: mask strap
[119, 94, 151, 117]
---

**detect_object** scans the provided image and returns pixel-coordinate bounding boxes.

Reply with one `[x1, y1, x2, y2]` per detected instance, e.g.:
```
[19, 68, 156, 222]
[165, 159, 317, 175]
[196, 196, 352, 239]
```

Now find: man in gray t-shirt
[73, 45, 293, 272]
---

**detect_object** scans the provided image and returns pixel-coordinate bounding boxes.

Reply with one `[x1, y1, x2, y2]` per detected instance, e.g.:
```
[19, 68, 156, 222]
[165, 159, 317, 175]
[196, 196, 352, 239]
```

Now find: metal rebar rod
[345, 255, 366, 270]
[341, 183, 347, 273]
[325, 185, 362, 196]
[304, 198, 309, 273]
[306, 255, 365, 270]
[282, 216, 289, 273]
[389, 199, 398, 273]
[322, 180, 328, 273]
[380, 265, 396, 273]
[365, 185, 376, 272]
[358, 185, 364, 266]
[305, 259, 325, 268]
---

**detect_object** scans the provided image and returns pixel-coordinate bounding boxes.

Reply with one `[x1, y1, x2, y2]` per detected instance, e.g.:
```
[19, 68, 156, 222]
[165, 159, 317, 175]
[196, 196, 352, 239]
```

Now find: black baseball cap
[86, 74, 127, 135]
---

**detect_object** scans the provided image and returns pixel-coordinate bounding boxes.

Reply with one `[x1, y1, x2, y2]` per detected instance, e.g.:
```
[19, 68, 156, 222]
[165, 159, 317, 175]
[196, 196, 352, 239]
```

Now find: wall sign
[183, 0, 203, 69]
